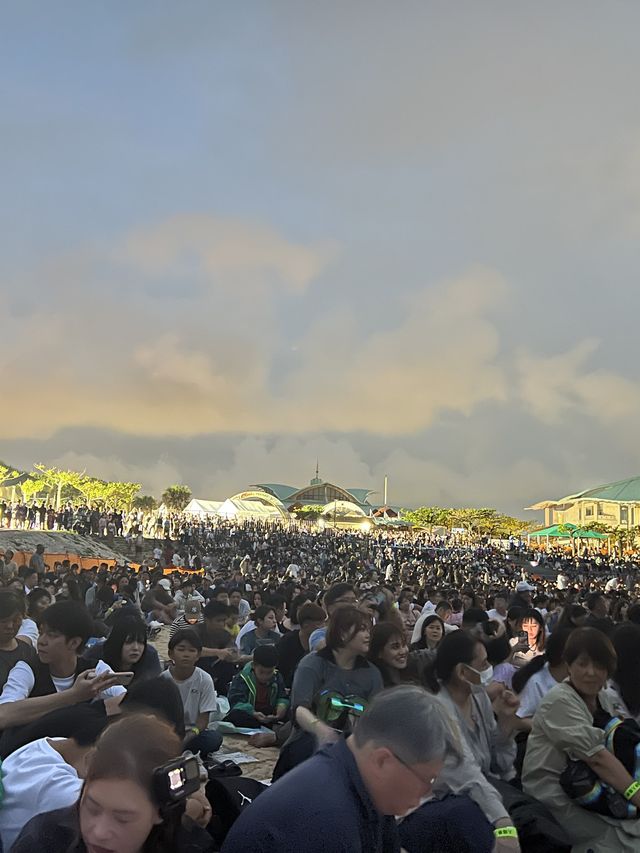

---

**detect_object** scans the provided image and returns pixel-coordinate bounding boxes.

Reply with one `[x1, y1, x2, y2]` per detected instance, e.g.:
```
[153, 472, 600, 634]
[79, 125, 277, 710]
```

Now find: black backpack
[205, 776, 268, 845]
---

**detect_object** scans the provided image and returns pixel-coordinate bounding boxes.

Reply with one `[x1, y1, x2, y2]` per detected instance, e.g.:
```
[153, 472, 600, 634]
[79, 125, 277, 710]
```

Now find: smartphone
[109, 671, 135, 686]
[517, 630, 529, 649]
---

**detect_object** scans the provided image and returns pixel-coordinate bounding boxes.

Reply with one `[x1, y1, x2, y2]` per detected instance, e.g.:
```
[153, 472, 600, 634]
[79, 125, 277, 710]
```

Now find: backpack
[205, 776, 268, 845]
[559, 713, 640, 820]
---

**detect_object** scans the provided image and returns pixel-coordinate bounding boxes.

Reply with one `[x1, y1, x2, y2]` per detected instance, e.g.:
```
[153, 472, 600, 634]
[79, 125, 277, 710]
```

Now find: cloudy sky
[3, 2, 640, 516]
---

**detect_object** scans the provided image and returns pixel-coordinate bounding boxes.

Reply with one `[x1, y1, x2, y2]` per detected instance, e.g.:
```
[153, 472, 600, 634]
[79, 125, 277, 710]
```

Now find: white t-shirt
[17, 618, 39, 648]
[516, 663, 558, 718]
[0, 737, 82, 850]
[0, 659, 125, 704]
[486, 609, 507, 624]
[160, 667, 217, 729]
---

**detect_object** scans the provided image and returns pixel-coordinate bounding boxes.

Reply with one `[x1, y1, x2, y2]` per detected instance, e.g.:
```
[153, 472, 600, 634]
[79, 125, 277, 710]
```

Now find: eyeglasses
[390, 751, 436, 789]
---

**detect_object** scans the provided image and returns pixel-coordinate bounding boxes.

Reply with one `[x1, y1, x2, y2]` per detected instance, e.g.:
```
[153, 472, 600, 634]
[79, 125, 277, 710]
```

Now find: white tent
[216, 498, 284, 522]
[183, 498, 223, 517]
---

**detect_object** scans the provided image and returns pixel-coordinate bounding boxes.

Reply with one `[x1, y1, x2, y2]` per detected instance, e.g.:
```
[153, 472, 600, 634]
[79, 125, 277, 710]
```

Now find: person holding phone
[0, 602, 121, 740]
[11, 714, 212, 853]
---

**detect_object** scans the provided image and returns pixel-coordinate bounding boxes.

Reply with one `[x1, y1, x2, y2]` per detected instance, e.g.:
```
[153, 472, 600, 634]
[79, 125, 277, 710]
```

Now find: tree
[19, 475, 47, 504]
[133, 495, 158, 513]
[0, 463, 20, 490]
[401, 506, 449, 530]
[295, 505, 323, 521]
[31, 464, 85, 510]
[161, 485, 192, 513]
[103, 482, 141, 511]
[74, 475, 111, 506]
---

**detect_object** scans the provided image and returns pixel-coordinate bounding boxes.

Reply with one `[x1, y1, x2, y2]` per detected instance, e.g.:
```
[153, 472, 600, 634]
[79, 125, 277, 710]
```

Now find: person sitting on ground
[20, 566, 39, 597]
[0, 709, 108, 850]
[194, 600, 239, 677]
[140, 578, 177, 625]
[160, 628, 222, 760]
[511, 608, 546, 669]
[306, 583, 357, 651]
[368, 622, 421, 687]
[276, 602, 326, 689]
[522, 627, 640, 852]
[273, 605, 383, 781]
[226, 644, 289, 729]
[170, 598, 205, 638]
[12, 714, 214, 853]
[0, 591, 38, 691]
[83, 612, 162, 685]
[222, 686, 462, 853]
[239, 605, 281, 656]
[409, 614, 445, 675]
[427, 630, 523, 852]
[584, 591, 615, 636]
[229, 588, 251, 624]
[174, 578, 205, 612]
[556, 602, 588, 631]
[512, 626, 572, 722]
[18, 587, 53, 649]
[0, 601, 121, 738]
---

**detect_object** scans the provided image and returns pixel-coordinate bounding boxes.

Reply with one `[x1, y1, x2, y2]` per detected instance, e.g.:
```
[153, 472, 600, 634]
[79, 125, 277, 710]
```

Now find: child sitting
[160, 628, 222, 759]
[226, 645, 289, 729]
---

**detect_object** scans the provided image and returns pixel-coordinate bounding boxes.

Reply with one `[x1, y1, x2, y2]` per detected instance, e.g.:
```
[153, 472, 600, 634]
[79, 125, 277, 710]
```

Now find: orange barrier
[7, 550, 141, 572]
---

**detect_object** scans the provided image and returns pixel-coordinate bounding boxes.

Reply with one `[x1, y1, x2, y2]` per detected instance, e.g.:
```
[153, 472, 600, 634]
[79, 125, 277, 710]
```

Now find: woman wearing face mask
[427, 631, 522, 853]
[12, 713, 213, 853]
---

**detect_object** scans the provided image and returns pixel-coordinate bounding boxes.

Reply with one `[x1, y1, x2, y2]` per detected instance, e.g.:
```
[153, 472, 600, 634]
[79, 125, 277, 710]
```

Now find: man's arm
[0, 669, 119, 729]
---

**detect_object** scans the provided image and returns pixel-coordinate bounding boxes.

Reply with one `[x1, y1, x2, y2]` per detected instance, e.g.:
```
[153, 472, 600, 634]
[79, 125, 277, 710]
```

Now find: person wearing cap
[169, 600, 205, 639]
[140, 579, 176, 625]
[508, 581, 536, 611]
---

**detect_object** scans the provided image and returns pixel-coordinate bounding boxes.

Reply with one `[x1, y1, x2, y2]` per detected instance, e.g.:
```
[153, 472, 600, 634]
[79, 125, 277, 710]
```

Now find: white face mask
[466, 663, 494, 687]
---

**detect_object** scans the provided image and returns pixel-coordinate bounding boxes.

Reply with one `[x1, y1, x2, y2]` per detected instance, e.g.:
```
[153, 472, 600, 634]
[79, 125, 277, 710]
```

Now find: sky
[2, 1, 640, 516]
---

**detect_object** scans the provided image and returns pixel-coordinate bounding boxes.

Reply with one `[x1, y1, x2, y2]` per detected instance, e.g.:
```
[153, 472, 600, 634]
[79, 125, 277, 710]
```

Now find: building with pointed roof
[527, 476, 640, 529]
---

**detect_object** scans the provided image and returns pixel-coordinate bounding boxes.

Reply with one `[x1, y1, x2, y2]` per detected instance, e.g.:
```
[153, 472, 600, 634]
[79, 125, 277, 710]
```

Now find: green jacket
[228, 662, 290, 715]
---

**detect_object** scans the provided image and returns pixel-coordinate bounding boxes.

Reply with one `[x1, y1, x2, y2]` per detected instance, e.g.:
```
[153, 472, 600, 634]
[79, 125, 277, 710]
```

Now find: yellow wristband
[190, 726, 200, 736]
[494, 826, 518, 838]
[624, 780, 640, 800]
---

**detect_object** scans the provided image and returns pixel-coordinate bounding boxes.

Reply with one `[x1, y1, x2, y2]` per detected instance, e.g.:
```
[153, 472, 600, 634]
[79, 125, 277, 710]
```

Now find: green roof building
[527, 476, 640, 529]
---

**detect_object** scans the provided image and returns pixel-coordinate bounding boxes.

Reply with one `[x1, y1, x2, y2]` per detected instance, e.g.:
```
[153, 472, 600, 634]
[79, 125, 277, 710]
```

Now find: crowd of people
[0, 518, 640, 850]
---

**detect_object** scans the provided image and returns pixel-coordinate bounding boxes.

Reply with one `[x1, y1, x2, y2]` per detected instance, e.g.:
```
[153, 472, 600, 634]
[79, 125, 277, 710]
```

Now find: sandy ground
[150, 627, 279, 782]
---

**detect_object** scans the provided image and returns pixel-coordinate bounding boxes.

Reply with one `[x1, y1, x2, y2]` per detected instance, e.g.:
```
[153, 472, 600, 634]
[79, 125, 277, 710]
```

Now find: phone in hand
[517, 630, 529, 650]
[109, 671, 135, 686]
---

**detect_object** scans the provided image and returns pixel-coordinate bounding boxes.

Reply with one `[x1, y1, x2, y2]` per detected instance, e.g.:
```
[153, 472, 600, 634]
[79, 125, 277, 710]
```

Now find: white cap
[516, 581, 536, 593]
[158, 578, 171, 591]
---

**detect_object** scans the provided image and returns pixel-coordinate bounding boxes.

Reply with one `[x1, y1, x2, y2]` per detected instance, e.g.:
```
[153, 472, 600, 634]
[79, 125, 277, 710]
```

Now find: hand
[254, 712, 268, 722]
[494, 837, 521, 853]
[184, 787, 212, 828]
[314, 722, 340, 746]
[72, 671, 121, 702]
[492, 689, 520, 720]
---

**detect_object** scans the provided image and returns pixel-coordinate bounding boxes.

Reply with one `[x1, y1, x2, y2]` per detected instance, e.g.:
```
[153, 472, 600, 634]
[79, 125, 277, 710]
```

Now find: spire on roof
[310, 460, 322, 486]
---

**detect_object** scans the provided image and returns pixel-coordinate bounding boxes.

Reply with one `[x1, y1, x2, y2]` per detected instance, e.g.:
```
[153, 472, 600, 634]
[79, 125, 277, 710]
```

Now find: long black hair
[102, 613, 148, 671]
[512, 627, 573, 694]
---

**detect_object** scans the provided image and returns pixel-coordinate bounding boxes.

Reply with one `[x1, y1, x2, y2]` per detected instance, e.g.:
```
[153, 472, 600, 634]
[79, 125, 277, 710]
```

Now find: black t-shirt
[276, 630, 306, 689]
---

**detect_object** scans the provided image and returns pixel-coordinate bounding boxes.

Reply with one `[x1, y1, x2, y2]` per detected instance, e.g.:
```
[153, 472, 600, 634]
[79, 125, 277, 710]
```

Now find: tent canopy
[529, 523, 608, 540]
[183, 498, 223, 517]
[217, 498, 284, 522]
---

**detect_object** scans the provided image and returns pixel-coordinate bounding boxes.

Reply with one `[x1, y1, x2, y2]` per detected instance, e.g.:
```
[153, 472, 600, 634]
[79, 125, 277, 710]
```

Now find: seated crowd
[0, 533, 639, 851]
